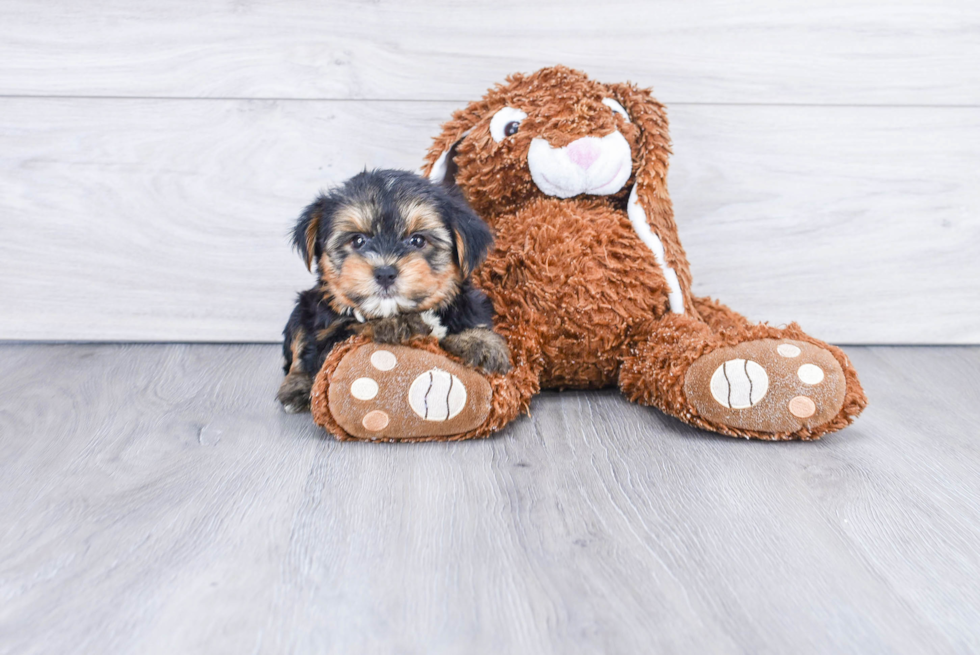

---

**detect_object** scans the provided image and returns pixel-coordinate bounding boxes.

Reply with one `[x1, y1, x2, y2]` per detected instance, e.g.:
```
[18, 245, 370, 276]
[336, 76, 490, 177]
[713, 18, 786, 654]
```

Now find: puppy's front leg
[278, 312, 354, 413]
[442, 328, 512, 374]
[278, 325, 313, 413]
[355, 313, 432, 344]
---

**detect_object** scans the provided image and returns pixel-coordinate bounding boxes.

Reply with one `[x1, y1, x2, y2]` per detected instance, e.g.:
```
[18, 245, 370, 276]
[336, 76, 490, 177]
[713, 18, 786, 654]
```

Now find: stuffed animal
[310, 66, 867, 442]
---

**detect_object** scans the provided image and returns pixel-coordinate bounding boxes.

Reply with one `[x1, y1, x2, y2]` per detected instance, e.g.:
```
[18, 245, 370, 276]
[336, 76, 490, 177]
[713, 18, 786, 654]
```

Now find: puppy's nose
[565, 137, 601, 170]
[373, 265, 398, 289]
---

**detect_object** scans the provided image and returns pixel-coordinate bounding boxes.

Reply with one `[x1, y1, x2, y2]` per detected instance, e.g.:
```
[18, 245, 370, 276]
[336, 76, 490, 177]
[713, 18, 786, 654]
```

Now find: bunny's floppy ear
[422, 92, 495, 187]
[606, 82, 698, 319]
[426, 136, 466, 187]
[423, 109, 493, 276]
[292, 193, 336, 271]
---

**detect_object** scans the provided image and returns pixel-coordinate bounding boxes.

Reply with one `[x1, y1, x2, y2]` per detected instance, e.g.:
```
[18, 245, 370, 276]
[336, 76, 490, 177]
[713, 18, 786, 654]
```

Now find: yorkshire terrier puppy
[277, 169, 512, 413]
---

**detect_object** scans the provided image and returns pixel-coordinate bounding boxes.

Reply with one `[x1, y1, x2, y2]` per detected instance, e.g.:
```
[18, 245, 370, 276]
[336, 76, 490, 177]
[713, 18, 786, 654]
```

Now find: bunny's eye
[490, 106, 528, 142]
[602, 98, 631, 123]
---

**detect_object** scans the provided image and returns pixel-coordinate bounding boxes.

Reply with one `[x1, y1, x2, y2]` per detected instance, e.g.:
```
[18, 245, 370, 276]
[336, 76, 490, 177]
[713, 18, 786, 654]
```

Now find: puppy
[277, 169, 511, 413]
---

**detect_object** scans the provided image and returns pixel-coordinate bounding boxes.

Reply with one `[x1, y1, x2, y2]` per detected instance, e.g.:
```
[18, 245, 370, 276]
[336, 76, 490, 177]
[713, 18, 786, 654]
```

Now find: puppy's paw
[277, 371, 312, 413]
[360, 314, 433, 344]
[442, 328, 512, 374]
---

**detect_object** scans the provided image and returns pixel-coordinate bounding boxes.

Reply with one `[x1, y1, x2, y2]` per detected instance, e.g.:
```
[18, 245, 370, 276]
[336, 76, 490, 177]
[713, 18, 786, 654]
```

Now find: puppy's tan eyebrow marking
[334, 201, 375, 234]
[400, 199, 444, 236]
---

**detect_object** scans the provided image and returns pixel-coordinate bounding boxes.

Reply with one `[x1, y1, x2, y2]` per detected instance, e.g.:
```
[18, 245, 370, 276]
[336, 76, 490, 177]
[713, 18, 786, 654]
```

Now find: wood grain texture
[1, 98, 977, 343]
[0, 344, 978, 653]
[0, 0, 978, 105]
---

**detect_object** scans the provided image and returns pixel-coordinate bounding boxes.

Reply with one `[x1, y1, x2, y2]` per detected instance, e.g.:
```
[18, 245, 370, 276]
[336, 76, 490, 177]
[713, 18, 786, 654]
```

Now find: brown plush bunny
[310, 66, 867, 442]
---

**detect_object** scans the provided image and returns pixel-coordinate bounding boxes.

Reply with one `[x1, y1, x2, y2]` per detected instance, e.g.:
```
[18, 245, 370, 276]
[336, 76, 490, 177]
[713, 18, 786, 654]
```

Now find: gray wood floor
[1, 344, 978, 654]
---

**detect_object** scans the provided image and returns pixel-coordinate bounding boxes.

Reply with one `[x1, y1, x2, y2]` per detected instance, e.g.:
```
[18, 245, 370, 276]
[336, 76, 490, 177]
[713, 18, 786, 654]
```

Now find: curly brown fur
[311, 66, 867, 441]
[427, 66, 863, 439]
[442, 328, 512, 374]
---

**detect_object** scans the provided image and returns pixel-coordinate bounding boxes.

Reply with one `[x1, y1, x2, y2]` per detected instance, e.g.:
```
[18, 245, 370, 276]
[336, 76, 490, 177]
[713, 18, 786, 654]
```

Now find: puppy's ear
[440, 189, 492, 278]
[292, 194, 335, 271]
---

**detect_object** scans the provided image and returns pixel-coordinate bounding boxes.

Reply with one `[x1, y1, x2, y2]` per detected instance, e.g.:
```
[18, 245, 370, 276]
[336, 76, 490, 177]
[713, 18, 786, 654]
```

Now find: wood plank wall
[1, 0, 977, 343]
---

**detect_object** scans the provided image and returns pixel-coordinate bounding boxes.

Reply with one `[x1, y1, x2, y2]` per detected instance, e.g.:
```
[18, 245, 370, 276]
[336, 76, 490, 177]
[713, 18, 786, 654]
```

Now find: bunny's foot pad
[685, 339, 846, 435]
[327, 343, 492, 440]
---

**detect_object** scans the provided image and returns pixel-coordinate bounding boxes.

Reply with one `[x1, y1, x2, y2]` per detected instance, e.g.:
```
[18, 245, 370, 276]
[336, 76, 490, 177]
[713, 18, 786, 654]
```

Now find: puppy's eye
[490, 106, 528, 143]
[602, 98, 631, 123]
[407, 234, 427, 249]
[350, 234, 366, 250]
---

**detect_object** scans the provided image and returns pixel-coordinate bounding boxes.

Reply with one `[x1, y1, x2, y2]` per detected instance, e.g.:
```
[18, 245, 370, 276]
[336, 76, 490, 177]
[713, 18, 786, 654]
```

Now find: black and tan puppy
[278, 169, 511, 413]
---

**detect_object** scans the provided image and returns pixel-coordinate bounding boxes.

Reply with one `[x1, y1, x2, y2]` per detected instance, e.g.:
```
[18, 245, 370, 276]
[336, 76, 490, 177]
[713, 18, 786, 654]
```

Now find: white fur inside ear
[602, 98, 631, 123]
[427, 150, 449, 182]
[627, 185, 685, 314]
[424, 129, 471, 182]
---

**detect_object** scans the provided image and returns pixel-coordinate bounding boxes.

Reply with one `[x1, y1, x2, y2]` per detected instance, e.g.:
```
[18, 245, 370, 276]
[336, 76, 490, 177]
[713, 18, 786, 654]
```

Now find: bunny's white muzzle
[527, 131, 633, 198]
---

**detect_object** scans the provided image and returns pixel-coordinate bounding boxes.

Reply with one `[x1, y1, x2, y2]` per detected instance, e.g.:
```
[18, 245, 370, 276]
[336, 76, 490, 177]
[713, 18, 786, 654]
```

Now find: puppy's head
[293, 169, 492, 319]
[422, 65, 671, 219]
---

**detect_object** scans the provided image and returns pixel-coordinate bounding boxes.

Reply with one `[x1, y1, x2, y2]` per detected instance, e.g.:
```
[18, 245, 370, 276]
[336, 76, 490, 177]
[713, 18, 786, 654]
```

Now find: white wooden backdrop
[1, 0, 978, 344]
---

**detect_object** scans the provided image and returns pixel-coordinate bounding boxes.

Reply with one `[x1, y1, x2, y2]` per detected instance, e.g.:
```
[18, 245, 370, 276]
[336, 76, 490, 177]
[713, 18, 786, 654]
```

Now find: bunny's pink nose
[565, 137, 601, 170]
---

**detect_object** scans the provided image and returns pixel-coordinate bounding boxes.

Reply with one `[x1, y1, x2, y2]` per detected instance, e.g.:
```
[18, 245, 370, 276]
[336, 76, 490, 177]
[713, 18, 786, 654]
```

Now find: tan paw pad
[685, 339, 846, 434]
[788, 396, 816, 418]
[328, 344, 492, 440]
[362, 410, 389, 431]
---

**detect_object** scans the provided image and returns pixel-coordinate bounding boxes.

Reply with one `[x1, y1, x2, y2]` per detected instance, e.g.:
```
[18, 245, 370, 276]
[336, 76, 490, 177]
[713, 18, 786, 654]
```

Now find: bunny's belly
[476, 197, 672, 389]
